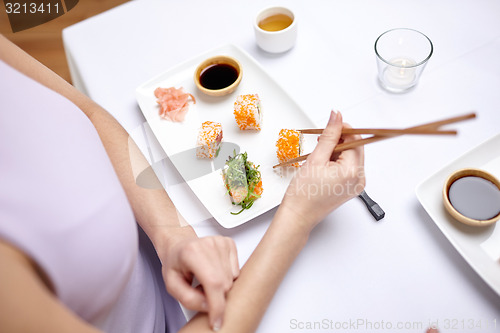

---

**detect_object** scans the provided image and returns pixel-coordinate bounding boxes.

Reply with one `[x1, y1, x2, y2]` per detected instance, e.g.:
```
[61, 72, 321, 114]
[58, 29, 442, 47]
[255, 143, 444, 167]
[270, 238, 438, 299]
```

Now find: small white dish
[193, 55, 242, 97]
[416, 133, 500, 296]
[254, 6, 297, 53]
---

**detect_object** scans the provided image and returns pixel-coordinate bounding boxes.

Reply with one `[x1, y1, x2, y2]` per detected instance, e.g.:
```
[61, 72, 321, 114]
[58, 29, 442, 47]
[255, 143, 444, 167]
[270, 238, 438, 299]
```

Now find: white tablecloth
[63, 0, 500, 331]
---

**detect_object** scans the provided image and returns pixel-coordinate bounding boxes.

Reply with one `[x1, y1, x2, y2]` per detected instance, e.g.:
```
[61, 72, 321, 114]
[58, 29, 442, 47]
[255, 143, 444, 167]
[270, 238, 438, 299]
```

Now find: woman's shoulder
[0, 60, 139, 322]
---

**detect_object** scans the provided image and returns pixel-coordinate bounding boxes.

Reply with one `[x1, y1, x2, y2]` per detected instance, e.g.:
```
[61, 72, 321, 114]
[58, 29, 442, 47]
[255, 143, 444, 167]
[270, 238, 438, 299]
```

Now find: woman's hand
[280, 111, 365, 231]
[157, 228, 239, 331]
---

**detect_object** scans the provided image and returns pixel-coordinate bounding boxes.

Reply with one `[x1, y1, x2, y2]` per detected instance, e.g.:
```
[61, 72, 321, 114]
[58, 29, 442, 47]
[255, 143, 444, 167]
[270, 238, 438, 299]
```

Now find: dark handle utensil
[358, 190, 385, 221]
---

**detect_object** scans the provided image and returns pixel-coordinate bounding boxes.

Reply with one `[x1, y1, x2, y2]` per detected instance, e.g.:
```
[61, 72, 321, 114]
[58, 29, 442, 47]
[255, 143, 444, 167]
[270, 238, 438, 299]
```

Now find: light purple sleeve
[0, 61, 185, 332]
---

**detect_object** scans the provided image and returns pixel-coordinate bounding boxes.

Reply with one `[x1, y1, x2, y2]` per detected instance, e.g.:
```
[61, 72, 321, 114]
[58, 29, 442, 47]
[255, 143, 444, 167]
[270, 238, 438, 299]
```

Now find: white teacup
[254, 6, 297, 53]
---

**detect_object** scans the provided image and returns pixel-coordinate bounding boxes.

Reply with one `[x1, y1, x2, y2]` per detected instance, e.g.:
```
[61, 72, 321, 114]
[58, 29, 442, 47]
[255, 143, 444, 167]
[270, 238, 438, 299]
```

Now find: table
[63, 0, 500, 331]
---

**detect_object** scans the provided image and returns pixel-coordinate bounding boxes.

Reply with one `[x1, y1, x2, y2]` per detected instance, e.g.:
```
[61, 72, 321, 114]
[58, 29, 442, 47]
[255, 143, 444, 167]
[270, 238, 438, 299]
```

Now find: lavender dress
[0, 61, 185, 333]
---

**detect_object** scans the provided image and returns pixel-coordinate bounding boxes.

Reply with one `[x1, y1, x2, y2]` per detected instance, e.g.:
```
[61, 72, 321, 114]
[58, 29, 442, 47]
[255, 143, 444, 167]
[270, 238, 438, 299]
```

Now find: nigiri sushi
[196, 121, 223, 159]
[233, 94, 262, 131]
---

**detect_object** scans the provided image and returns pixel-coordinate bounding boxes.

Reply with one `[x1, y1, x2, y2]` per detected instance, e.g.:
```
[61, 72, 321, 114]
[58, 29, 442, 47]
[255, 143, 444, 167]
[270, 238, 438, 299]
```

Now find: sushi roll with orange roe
[196, 121, 223, 159]
[276, 129, 303, 167]
[233, 94, 262, 131]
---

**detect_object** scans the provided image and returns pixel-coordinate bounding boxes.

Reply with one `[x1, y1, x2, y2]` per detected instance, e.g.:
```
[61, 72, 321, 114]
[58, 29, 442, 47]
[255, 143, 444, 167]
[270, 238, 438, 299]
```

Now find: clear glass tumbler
[375, 28, 433, 93]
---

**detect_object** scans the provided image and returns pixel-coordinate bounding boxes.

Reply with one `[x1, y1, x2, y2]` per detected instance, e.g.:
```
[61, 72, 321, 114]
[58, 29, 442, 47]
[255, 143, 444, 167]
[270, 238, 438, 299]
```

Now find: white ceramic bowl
[254, 6, 297, 53]
[443, 168, 500, 227]
[193, 55, 242, 97]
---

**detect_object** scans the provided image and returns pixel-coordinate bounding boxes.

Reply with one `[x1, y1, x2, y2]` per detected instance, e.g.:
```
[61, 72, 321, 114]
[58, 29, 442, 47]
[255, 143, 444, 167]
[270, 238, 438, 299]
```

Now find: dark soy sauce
[449, 176, 500, 220]
[200, 64, 238, 90]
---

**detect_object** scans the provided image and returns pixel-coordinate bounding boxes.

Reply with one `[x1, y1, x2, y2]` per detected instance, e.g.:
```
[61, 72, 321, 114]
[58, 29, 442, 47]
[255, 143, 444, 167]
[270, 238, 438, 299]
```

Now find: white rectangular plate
[136, 44, 315, 228]
[416, 133, 500, 295]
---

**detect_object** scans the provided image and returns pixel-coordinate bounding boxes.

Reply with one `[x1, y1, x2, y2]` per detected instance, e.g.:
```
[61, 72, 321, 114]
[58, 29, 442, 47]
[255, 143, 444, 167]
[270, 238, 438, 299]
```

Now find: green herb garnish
[223, 151, 262, 215]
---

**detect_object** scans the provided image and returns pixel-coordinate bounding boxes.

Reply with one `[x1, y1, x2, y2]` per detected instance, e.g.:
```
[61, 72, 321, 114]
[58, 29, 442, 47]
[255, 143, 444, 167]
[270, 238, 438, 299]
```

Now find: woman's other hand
[159, 231, 239, 331]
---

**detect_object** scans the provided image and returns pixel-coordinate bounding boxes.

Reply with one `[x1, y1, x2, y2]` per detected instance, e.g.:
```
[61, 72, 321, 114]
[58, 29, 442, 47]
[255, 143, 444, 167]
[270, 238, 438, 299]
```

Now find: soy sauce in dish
[448, 176, 500, 220]
[199, 64, 239, 90]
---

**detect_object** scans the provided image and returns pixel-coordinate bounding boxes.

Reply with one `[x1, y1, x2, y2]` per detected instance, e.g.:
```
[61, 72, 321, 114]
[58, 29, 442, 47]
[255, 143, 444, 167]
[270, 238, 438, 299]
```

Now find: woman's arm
[0, 34, 237, 329]
[180, 208, 310, 332]
[181, 111, 365, 332]
[0, 240, 102, 333]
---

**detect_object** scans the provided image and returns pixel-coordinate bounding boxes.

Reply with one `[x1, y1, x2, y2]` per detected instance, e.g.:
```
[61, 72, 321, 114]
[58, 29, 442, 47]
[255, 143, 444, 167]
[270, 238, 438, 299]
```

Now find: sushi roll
[233, 94, 262, 131]
[276, 129, 303, 167]
[222, 151, 263, 215]
[196, 121, 223, 159]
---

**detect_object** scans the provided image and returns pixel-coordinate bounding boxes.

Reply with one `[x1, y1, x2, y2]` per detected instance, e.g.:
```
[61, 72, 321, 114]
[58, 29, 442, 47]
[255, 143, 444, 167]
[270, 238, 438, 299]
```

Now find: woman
[0, 34, 364, 332]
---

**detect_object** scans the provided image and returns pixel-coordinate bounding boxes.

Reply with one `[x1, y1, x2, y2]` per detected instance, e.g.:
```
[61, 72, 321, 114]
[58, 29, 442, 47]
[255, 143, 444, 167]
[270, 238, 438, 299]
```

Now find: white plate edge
[415, 132, 500, 295]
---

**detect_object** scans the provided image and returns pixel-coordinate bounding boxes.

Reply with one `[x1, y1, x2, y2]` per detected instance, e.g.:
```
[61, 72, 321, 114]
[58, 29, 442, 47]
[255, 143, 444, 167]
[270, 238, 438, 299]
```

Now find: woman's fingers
[165, 270, 207, 312]
[334, 127, 366, 196]
[307, 111, 343, 165]
[202, 275, 230, 331]
[205, 237, 238, 330]
[164, 236, 239, 331]
[194, 237, 236, 330]
[331, 122, 364, 167]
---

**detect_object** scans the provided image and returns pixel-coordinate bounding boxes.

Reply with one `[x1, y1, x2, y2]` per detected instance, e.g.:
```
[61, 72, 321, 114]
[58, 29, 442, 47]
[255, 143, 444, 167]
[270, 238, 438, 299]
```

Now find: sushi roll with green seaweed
[222, 151, 263, 215]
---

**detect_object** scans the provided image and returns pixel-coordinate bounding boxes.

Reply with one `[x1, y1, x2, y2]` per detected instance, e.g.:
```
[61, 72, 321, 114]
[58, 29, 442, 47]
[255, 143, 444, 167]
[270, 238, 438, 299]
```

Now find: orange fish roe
[196, 121, 223, 159]
[276, 129, 302, 167]
[249, 179, 263, 200]
[233, 94, 262, 131]
[255, 180, 263, 195]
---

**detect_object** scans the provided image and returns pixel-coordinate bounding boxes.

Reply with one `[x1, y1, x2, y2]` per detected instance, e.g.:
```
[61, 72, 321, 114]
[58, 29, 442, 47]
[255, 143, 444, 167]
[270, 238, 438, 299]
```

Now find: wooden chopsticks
[297, 128, 457, 135]
[272, 112, 476, 168]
